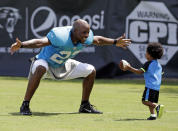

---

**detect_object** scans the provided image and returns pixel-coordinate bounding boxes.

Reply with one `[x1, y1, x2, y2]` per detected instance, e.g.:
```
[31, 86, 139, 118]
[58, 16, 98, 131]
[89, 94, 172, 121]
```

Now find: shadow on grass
[9, 112, 79, 116]
[114, 118, 146, 121]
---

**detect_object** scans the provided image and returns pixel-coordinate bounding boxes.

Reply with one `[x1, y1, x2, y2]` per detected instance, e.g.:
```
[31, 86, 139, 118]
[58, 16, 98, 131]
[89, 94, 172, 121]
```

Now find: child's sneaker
[156, 104, 164, 118]
[147, 116, 156, 120]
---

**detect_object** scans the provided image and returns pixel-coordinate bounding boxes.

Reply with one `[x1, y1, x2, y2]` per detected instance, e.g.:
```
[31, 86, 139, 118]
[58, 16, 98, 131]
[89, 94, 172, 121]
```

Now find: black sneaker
[147, 116, 156, 120]
[156, 104, 164, 118]
[20, 101, 32, 115]
[79, 102, 103, 114]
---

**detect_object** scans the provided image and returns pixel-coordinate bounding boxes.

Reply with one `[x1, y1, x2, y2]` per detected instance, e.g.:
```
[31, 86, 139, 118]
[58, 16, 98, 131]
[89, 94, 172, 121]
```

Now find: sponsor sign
[126, 1, 178, 65]
[0, 7, 21, 39]
[0, 6, 104, 53]
[31, 6, 104, 38]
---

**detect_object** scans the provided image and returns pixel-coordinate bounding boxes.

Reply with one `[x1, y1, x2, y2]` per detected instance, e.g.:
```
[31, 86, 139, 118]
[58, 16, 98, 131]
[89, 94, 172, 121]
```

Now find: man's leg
[24, 66, 46, 101]
[79, 69, 102, 114]
[20, 66, 46, 115]
[61, 59, 102, 114]
[20, 59, 48, 115]
[82, 70, 96, 101]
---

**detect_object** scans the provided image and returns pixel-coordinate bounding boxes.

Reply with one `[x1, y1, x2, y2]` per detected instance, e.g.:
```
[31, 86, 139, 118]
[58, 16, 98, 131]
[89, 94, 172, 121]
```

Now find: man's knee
[31, 59, 48, 74]
[90, 69, 96, 76]
[87, 65, 96, 77]
[35, 66, 47, 75]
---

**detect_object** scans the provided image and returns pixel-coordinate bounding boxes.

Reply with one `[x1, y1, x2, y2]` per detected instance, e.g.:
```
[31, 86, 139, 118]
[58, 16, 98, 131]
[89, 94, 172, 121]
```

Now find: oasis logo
[0, 7, 21, 39]
[31, 6, 104, 38]
[126, 1, 178, 65]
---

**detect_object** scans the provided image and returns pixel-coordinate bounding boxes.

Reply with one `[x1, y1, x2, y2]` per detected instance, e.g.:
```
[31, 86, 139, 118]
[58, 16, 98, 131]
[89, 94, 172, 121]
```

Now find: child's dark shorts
[142, 87, 159, 103]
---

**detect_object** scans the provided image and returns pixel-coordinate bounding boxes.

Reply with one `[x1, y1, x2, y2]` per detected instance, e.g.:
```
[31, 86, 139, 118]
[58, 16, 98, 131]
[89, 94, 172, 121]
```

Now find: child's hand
[119, 60, 130, 71]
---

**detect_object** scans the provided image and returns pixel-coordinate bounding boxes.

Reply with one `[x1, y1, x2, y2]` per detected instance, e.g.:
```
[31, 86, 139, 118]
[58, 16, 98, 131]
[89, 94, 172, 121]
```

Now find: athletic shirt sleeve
[140, 61, 152, 72]
[84, 29, 94, 45]
[47, 27, 71, 47]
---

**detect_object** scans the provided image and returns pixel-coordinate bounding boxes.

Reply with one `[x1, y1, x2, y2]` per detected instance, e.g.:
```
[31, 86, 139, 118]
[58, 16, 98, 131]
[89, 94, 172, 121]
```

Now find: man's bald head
[73, 19, 90, 31]
[71, 19, 90, 44]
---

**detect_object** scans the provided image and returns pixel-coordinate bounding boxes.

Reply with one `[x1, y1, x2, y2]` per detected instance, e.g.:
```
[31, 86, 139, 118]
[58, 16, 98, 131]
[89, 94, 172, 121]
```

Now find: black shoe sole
[79, 111, 103, 114]
[20, 112, 32, 115]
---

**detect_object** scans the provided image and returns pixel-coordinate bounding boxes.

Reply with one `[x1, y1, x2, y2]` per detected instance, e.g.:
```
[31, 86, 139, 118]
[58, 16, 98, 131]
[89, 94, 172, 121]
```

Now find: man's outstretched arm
[10, 37, 51, 55]
[93, 34, 131, 48]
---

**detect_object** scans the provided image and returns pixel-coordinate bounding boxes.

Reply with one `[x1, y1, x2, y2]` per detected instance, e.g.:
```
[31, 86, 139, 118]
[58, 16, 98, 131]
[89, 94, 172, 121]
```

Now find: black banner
[0, 0, 178, 78]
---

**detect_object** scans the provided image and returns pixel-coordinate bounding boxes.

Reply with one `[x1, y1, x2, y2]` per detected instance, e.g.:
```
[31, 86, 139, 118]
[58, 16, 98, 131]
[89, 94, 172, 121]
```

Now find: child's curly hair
[147, 43, 163, 59]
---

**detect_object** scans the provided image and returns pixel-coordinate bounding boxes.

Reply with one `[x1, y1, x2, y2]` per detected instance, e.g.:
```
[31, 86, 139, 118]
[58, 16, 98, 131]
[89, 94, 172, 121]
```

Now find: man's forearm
[21, 38, 50, 48]
[93, 36, 116, 46]
[21, 39, 43, 48]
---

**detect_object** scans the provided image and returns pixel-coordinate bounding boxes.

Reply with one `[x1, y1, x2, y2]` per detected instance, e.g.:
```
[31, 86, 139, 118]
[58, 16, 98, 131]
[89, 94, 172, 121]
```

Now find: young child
[120, 42, 164, 120]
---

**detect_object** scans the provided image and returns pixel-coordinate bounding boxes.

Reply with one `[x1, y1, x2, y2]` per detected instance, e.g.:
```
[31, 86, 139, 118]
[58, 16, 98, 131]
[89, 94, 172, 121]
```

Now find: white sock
[151, 114, 156, 117]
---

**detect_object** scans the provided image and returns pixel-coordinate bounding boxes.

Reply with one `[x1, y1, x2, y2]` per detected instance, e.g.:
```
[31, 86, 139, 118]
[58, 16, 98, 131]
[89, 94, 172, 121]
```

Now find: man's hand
[10, 38, 22, 55]
[115, 34, 131, 49]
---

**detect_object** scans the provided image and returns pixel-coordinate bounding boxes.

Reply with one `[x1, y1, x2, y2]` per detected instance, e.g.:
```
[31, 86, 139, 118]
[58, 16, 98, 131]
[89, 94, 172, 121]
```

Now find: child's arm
[119, 60, 145, 75]
[127, 65, 144, 75]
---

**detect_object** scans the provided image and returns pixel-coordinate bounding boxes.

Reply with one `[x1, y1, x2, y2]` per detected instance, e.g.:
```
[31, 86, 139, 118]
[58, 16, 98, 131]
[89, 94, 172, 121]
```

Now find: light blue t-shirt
[141, 60, 162, 91]
[36, 26, 94, 67]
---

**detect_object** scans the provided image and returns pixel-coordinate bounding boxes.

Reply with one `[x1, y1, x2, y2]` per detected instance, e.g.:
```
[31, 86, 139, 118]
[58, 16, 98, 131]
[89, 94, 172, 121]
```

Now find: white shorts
[29, 58, 95, 80]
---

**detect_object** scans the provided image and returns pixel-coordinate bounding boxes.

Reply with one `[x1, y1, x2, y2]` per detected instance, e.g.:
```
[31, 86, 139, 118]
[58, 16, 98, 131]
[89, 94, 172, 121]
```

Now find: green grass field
[0, 77, 178, 131]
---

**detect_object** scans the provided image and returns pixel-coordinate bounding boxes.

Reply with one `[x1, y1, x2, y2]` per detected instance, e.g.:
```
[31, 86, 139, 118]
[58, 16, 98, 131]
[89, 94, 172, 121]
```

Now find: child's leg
[156, 104, 164, 118]
[142, 101, 157, 114]
[142, 87, 159, 120]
